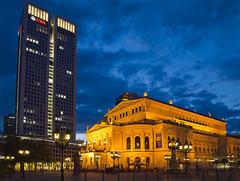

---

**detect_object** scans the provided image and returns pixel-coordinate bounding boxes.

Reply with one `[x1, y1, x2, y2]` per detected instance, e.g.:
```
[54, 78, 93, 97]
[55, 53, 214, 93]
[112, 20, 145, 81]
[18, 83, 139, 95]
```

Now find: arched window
[127, 137, 131, 150]
[135, 136, 141, 149]
[145, 137, 149, 149]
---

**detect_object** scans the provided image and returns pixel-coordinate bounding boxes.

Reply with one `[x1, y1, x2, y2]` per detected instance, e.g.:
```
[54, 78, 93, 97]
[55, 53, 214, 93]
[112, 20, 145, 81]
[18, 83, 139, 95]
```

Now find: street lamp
[18, 150, 30, 178]
[117, 153, 121, 169]
[54, 129, 71, 181]
[95, 154, 100, 169]
[168, 137, 180, 170]
[164, 155, 171, 170]
[110, 151, 120, 170]
[179, 140, 192, 173]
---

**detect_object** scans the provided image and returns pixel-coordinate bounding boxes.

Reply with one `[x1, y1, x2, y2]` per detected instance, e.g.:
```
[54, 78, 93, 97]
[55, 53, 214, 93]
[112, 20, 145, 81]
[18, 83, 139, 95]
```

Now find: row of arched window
[126, 136, 150, 150]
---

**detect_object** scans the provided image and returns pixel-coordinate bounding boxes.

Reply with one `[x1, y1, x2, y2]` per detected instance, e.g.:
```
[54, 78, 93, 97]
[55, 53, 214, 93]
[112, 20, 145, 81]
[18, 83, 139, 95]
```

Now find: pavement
[2, 169, 240, 181]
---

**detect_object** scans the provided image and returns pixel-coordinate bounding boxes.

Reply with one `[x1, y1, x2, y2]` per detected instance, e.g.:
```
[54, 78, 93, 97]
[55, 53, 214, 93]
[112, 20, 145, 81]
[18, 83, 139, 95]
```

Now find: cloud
[0, 0, 240, 134]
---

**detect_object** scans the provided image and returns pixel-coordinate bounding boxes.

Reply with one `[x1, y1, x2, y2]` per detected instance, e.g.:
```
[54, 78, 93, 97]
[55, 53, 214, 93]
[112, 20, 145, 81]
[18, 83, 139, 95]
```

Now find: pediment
[87, 123, 109, 133]
[105, 98, 145, 116]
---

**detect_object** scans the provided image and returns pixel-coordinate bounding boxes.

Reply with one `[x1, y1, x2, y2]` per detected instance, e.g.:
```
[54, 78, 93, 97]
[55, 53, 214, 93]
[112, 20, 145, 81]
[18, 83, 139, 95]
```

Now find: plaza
[3, 169, 240, 181]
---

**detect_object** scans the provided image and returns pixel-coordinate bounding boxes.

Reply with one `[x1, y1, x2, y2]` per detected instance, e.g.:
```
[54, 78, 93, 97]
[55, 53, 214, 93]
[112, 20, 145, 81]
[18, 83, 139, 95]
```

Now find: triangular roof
[106, 98, 144, 115]
[87, 123, 110, 133]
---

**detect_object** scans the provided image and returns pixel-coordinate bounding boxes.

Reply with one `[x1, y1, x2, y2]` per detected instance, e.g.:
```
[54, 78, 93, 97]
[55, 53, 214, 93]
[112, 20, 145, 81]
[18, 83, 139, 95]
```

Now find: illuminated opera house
[80, 92, 240, 170]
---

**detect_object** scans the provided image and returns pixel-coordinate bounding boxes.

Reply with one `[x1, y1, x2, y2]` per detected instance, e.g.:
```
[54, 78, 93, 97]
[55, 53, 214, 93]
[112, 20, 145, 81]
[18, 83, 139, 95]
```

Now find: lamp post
[95, 154, 100, 169]
[179, 140, 192, 173]
[103, 141, 107, 168]
[168, 137, 180, 170]
[117, 153, 121, 169]
[54, 129, 71, 181]
[110, 151, 120, 170]
[18, 150, 30, 178]
[164, 155, 171, 170]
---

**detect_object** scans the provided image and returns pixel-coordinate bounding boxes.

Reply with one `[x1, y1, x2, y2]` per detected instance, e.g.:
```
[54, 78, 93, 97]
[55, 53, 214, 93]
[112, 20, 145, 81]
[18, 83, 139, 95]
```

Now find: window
[135, 136, 141, 149]
[127, 137, 131, 150]
[132, 109, 134, 114]
[126, 112, 128, 116]
[135, 108, 138, 113]
[145, 137, 149, 149]
[139, 106, 142, 111]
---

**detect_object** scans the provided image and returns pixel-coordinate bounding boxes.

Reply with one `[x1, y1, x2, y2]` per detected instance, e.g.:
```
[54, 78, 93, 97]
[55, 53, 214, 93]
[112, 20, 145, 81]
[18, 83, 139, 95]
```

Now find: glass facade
[16, 3, 76, 140]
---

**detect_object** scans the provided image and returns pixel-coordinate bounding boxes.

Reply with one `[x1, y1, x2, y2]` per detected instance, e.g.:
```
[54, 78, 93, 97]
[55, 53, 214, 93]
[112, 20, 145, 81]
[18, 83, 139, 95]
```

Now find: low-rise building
[3, 114, 16, 136]
[81, 92, 240, 170]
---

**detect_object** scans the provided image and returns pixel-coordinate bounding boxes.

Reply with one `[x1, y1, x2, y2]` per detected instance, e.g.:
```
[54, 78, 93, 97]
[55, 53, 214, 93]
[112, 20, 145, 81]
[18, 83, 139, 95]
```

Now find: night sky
[0, 0, 240, 135]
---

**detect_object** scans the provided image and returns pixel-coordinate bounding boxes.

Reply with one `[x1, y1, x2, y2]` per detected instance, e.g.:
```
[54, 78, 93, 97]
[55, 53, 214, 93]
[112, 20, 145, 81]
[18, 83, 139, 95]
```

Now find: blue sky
[0, 0, 240, 134]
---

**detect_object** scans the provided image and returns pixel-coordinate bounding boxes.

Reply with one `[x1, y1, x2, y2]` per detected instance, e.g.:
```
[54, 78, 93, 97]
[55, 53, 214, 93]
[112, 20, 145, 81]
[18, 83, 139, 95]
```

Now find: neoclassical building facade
[80, 92, 240, 169]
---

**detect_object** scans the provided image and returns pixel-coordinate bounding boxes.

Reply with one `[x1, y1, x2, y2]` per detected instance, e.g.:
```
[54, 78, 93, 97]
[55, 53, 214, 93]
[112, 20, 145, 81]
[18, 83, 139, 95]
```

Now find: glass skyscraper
[16, 3, 76, 140]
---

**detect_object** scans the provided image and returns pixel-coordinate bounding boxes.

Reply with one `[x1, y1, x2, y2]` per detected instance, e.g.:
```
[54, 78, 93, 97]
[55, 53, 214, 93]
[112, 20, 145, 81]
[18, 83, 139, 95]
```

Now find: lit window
[135, 136, 141, 149]
[49, 79, 53, 84]
[145, 137, 149, 149]
[66, 70, 72, 75]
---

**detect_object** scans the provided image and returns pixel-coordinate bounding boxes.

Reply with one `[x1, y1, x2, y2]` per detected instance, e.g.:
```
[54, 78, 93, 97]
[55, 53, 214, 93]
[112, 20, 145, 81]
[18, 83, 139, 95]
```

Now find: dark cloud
[0, 0, 240, 134]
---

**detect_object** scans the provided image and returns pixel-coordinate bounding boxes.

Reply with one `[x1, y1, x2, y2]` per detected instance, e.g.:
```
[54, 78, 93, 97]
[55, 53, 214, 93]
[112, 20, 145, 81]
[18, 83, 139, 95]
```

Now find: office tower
[3, 114, 16, 136]
[16, 4, 76, 140]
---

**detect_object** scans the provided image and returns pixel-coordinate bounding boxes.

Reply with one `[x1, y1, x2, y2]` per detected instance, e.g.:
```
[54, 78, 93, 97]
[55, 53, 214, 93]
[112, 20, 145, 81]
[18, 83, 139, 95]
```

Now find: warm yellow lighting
[25, 150, 30, 155]
[189, 145, 192, 150]
[57, 18, 75, 33]
[65, 134, 71, 141]
[19, 150, 24, 155]
[95, 154, 100, 159]
[54, 133, 60, 140]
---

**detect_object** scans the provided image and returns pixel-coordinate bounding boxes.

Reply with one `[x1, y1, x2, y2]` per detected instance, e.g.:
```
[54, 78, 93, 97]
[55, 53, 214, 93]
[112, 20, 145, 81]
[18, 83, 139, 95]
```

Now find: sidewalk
[3, 169, 239, 181]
